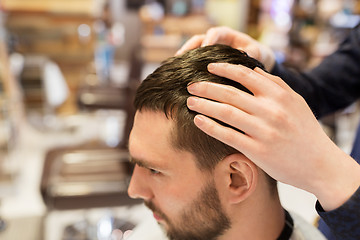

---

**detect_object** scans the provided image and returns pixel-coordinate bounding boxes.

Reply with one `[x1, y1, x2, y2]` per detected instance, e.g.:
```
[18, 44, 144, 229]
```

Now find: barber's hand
[187, 63, 360, 211]
[176, 26, 276, 71]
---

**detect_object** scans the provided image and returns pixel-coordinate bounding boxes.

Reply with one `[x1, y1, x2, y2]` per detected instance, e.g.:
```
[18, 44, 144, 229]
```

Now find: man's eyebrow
[129, 157, 148, 168]
[129, 156, 162, 170]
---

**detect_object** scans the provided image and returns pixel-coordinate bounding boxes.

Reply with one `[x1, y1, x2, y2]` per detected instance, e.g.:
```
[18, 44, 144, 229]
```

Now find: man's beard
[145, 179, 231, 240]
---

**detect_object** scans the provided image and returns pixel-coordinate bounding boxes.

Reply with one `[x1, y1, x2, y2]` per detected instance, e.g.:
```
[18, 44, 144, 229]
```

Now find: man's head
[128, 45, 277, 240]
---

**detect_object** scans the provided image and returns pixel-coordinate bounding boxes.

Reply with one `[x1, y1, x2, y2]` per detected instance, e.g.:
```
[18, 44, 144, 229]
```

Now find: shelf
[1, 0, 104, 17]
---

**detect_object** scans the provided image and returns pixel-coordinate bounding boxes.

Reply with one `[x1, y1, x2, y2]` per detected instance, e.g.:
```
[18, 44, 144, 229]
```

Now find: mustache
[144, 200, 160, 214]
[144, 201, 168, 221]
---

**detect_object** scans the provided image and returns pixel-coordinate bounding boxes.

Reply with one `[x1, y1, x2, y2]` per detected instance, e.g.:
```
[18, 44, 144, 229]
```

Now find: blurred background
[0, 0, 359, 239]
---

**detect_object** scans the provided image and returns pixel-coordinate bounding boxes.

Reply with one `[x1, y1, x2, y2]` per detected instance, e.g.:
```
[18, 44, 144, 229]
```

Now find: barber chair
[40, 105, 139, 239]
[40, 146, 138, 210]
[40, 145, 139, 239]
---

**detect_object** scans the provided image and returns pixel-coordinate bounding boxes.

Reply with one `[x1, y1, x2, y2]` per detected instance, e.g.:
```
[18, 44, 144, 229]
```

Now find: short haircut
[134, 44, 276, 191]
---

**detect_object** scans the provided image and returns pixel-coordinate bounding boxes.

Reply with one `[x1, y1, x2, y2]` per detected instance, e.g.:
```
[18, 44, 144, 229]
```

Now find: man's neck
[220, 194, 286, 240]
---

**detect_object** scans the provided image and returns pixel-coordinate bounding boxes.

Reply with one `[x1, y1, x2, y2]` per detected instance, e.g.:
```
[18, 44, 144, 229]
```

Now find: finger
[244, 44, 262, 62]
[187, 96, 261, 136]
[176, 34, 205, 56]
[193, 114, 256, 155]
[123, 230, 133, 239]
[202, 26, 233, 46]
[207, 63, 279, 96]
[187, 81, 257, 115]
[254, 67, 292, 91]
[111, 229, 123, 240]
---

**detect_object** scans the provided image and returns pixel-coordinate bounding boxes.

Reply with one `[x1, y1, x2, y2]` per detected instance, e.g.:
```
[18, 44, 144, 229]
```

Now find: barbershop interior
[0, 0, 359, 239]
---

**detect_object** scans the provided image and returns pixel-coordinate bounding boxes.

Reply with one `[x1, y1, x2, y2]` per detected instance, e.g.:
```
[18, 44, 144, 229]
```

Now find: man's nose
[127, 165, 153, 200]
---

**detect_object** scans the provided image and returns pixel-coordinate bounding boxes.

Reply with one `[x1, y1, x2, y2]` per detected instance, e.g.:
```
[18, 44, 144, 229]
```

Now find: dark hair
[134, 44, 276, 191]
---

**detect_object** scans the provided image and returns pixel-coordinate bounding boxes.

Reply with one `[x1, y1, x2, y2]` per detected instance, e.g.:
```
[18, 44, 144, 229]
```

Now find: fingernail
[123, 230, 133, 239]
[194, 115, 205, 126]
[207, 63, 217, 71]
[111, 229, 123, 240]
[187, 97, 198, 108]
[201, 41, 208, 47]
[187, 83, 198, 94]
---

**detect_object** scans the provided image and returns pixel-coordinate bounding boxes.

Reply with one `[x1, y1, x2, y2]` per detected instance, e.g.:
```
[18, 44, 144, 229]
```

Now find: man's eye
[149, 168, 161, 175]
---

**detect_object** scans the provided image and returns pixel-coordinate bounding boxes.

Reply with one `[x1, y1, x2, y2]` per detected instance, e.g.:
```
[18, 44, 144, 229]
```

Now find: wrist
[312, 149, 360, 211]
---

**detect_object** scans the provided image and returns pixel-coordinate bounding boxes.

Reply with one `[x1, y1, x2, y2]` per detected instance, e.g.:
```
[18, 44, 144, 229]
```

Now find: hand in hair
[176, 26, 275, 71]
[186, 62, 360, 212]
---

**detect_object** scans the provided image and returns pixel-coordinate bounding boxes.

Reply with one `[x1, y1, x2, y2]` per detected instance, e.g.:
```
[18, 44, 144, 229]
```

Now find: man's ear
[215, 153, 258, 204]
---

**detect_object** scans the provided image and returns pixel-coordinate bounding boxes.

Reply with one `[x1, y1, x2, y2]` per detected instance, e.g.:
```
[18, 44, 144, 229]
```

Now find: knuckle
[294, 91, 306, 103]
[222, 131, 234, 144]
[263, 127, 279, 143]
[217, 26, 231, 32]
[273, 89, 289, 102]
[203, 118, 217, 135]
[207, 26, 224, 34]
[198, 82, 211, 95]
[273, 75, 283, 82]
[232, 66, 253, 82]
[270, 107, 287, 123]
[223, 86, 237, 101]
[221, 104, 233, 115]
[206, 27, 217, 35]
[221, 104, 237, 120]
[236, 64, 251, 75]
[194, 34, 204, 41]
[223, 63, 241, 75]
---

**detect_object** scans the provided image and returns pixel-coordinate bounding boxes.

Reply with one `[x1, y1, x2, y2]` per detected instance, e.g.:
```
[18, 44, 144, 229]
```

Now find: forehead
[129, 110, 174, 162]
[129, 110, 202, 175]
[129, 110, 175, 160]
